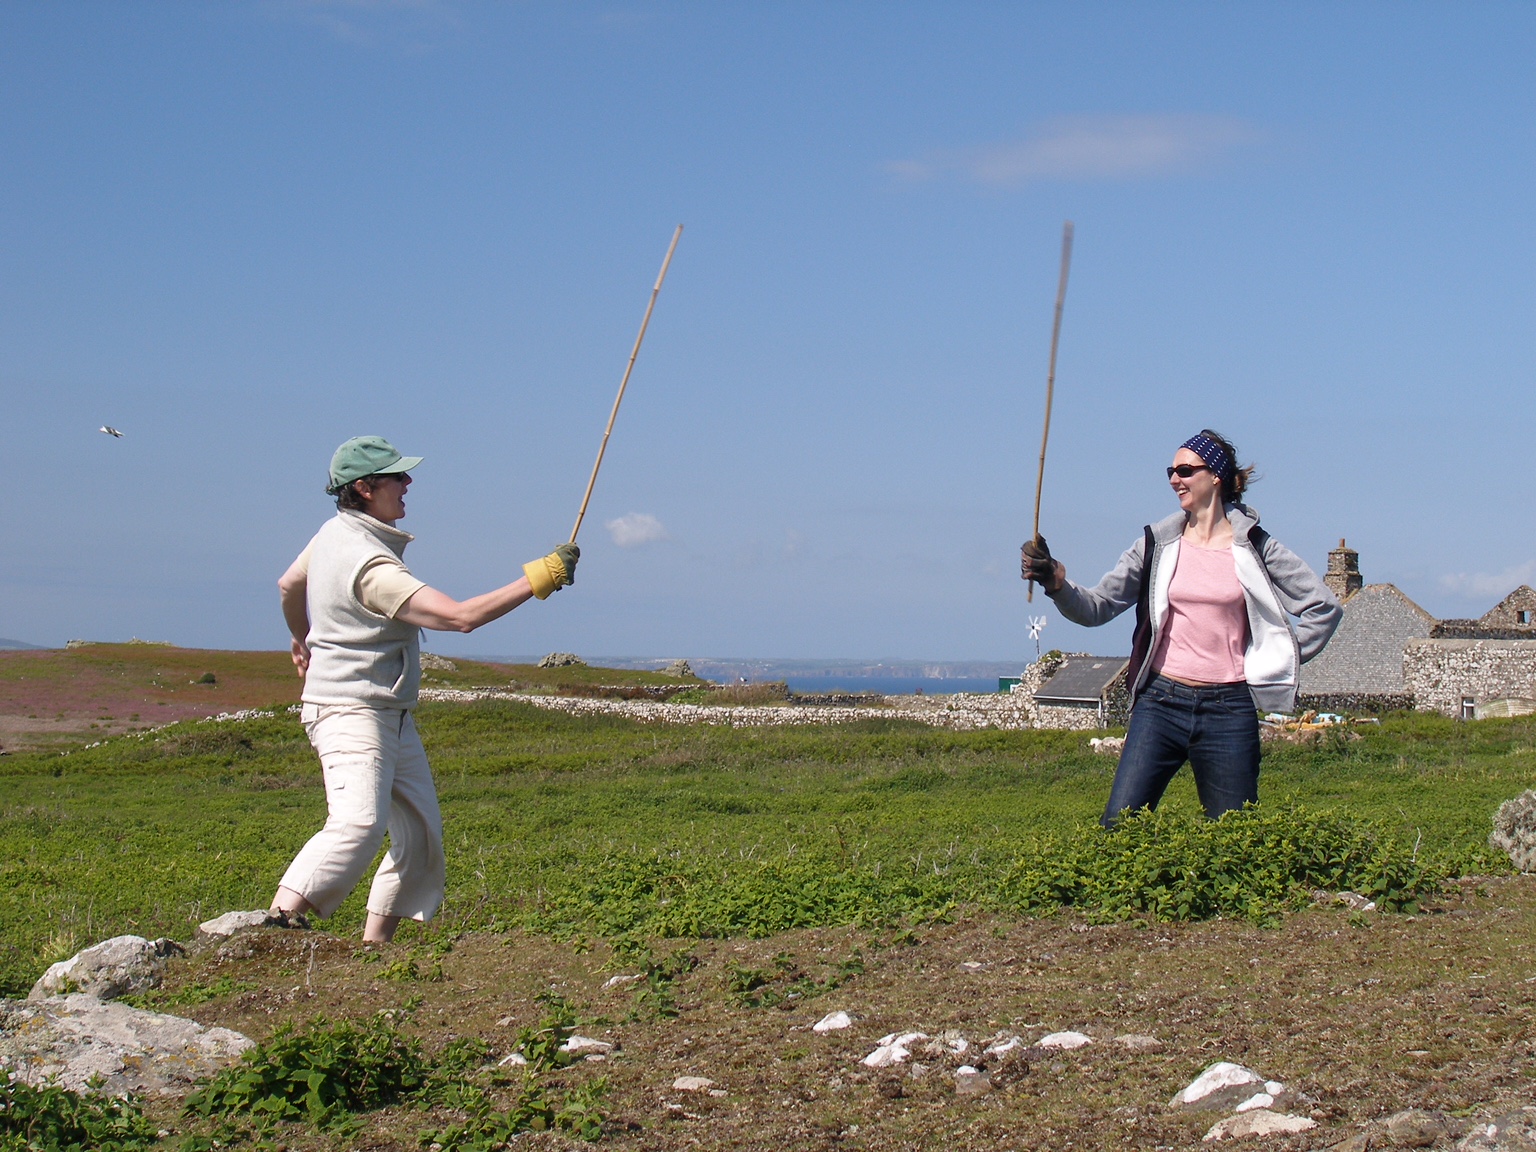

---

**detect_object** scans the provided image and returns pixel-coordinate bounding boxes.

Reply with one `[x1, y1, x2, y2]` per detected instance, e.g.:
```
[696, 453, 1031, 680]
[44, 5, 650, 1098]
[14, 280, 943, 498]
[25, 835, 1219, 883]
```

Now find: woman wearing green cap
[269, 435, 578, 942]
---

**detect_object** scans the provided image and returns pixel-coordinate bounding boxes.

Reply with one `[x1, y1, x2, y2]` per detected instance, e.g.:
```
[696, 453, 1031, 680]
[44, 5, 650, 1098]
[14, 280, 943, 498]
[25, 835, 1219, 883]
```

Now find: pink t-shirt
[1151, 538, 1249, 684]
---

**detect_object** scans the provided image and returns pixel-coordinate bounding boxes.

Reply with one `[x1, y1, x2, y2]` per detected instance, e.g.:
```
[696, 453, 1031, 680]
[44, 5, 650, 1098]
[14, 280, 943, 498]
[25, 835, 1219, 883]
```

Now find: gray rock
[1330, 1134, 1372, 1152]
[0, 994, 252, 1096]
[30, 935, 183, 1001]
[1204, 1110, 1316, 1140]
[954, 1065, 992, 1097]
[1384, 1108, 1458, 1147]
[538, 652, 586, 669]
[1491, 791, 1536, 872]
[1457, 1108, 1536, 1151]
[197, 910, 276, 938]
[1114, 1033, 1164, 1052]
[1171, 1062, 1286, 1113]
[664, 659, 693, 678]
[419, 653, 458, 672]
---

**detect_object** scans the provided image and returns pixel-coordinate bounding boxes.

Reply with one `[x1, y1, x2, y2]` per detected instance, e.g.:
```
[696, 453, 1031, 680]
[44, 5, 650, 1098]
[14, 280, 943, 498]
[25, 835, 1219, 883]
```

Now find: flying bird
[99, 426, 124, 438]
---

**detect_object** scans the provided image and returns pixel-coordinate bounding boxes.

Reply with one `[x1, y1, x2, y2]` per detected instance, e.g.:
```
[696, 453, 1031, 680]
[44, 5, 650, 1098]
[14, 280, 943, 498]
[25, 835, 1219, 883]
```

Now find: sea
[465, 656, 1033, 696]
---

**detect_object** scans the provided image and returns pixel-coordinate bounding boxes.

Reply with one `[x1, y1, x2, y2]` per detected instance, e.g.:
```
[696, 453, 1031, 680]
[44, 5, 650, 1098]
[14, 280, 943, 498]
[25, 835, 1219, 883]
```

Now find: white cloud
[890, 114, 1259, 187]
[1439, 561, 1536, 601]
[605, 512, 669, 548]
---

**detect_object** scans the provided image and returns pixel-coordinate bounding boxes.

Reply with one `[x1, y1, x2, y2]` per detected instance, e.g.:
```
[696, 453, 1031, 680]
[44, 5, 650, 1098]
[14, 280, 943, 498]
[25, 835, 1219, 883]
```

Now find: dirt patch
[119, 876, 1536, 1149]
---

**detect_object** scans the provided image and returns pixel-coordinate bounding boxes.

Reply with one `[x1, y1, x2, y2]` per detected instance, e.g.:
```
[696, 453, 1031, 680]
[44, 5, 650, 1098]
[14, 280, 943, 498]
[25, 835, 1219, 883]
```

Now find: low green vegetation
[183, 1007, 603, 1145]
[0, 1072, 160, 1152]
[2, 701, 1533, 995]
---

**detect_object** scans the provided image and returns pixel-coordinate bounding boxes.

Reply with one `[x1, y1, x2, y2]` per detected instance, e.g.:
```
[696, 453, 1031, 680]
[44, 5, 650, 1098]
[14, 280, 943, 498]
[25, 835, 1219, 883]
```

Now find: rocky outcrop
[0, 994, 251, 1097]
[538, 652, 586, 668]
[1491, 791, 1536, 873]
[30, 935, 183, 1001]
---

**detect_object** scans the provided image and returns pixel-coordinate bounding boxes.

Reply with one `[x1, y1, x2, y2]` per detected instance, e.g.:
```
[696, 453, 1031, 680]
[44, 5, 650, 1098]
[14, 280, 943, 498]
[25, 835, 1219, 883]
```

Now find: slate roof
[1299, 583, 1435, 695]
[1035, 658, 1129, 704]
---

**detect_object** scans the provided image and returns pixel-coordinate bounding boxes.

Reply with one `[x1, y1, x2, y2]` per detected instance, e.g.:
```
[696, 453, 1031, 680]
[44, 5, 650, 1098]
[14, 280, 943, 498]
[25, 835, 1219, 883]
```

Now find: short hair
[334, 476, 378, 511]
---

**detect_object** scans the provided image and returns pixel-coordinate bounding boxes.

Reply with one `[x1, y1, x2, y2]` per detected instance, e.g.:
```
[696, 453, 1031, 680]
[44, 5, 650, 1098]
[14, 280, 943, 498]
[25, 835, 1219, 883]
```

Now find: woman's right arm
[1047, 535, 1147, 627]
[278, 555, 310, 675]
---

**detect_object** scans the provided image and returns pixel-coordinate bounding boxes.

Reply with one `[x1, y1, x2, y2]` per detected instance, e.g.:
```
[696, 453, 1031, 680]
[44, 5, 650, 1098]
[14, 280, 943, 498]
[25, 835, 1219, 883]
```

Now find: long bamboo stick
[1028, 220, 1074, 602]
[570, 224, 684, 543]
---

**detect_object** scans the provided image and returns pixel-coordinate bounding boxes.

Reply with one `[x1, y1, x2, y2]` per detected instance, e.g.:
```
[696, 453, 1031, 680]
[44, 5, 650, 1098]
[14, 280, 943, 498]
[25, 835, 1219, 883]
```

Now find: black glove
[1021, 535, 1056, 586]
[554, 543, 580, 587]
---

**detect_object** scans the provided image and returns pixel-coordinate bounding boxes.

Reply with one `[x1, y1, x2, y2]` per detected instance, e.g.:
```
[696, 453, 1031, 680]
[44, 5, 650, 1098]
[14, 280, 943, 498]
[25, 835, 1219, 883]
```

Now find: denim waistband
[1146, 674, 1251, 701]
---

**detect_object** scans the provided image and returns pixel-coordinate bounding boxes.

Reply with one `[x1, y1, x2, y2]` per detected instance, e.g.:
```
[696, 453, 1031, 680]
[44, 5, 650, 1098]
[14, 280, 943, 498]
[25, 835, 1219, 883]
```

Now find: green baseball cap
[327, 436, 424, 493]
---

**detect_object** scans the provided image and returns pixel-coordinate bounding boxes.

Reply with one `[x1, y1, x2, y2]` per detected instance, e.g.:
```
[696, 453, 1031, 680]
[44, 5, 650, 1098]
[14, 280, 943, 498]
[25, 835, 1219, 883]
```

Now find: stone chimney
[1324, 538, 1362, 601]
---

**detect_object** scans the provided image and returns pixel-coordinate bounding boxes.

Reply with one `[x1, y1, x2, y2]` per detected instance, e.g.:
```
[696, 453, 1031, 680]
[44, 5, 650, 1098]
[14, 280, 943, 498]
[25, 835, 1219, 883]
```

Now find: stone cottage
[1297, 540, 1432, 712]
[1032, 656, 1130, 729]
[1298, 540, 1536, 717]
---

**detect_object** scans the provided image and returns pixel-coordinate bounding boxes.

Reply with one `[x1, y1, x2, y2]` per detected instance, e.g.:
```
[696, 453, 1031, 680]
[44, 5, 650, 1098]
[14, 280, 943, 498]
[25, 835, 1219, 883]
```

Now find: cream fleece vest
[302, 511, 422, 708]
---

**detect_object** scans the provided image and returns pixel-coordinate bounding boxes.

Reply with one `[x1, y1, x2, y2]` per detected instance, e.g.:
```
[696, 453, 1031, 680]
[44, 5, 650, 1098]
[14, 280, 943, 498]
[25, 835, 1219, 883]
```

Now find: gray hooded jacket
[1047, 504, 1342, 714]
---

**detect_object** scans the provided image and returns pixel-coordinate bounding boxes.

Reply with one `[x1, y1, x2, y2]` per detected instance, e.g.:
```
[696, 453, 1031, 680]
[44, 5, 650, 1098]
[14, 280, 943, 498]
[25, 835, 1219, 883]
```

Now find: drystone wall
[1295, 692, 1414, 715]
[1403, 639, 1536, 716]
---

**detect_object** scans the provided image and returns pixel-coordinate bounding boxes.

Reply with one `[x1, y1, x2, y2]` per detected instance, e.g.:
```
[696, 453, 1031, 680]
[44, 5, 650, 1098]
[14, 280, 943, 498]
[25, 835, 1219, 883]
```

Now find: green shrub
[184, 1013, 427, 1130]
[421, 1076, 606, 1149]
[994, 803, 1442, 922]
[0, 1071, 159, 1152]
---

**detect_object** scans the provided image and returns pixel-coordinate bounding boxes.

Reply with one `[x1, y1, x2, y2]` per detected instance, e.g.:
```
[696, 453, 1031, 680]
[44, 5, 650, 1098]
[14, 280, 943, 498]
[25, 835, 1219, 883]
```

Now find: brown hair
[333, 477, 377, 511]
[1197, 428, 1258, 502]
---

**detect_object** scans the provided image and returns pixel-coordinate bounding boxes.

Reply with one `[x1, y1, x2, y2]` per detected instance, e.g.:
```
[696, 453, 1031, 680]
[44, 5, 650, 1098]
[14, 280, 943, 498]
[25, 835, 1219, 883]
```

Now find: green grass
[1, 703, 1532, 996]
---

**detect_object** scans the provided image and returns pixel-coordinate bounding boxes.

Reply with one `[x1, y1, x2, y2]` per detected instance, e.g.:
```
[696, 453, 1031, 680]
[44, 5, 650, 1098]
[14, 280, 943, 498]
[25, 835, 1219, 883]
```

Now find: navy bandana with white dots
[1181, 433, 1234, 485]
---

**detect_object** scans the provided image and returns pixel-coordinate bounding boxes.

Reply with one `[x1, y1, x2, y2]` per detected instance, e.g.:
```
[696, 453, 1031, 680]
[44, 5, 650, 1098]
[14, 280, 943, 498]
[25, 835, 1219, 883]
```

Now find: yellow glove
[523, 543, 579, 600]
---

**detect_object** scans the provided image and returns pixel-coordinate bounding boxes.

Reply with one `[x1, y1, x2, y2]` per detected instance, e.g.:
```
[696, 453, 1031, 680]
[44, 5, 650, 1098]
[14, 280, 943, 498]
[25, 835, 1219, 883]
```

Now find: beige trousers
[278, 704, 445, 921]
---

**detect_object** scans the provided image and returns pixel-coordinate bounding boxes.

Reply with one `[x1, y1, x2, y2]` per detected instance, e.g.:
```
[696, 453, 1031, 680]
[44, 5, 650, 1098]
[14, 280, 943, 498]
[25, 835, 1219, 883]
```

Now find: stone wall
[1295, 692, 1414, 715]
[1403, 639, 1536, 716]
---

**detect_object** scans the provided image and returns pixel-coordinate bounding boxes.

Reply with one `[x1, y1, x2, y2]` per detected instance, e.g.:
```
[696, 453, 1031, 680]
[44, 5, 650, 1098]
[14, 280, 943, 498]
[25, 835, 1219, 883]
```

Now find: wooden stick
[1028, 220, 1074, 602]
[570, 224, 684, 544]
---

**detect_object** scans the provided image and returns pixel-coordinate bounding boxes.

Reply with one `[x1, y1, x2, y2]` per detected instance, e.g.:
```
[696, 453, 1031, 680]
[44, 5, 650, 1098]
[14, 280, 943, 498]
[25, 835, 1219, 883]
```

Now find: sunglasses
[1166, 464, 1211, 479]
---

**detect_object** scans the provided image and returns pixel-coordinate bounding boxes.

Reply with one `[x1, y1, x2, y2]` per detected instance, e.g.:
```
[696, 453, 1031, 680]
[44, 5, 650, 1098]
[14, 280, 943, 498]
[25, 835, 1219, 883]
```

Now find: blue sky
[3, 2, 1534, 662]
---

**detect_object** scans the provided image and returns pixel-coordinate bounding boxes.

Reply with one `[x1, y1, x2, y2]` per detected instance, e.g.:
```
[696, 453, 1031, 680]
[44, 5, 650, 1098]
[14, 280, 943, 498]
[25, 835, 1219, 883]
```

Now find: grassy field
[6, 687, 1536, 1149]
[0, 643, 700, 752]
[3, 697, 1532, 998]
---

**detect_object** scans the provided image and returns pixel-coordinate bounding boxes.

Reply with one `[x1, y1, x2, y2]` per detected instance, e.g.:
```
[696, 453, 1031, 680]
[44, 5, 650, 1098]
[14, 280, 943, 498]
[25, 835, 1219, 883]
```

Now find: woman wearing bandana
[1021, 430, 1342, 826]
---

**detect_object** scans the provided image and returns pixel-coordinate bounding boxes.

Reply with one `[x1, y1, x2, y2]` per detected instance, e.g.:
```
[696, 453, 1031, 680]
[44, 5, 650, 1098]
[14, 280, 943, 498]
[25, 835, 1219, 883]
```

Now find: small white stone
[560, 1035, 613, 1055]
[1264, 1080, 1284, 1095]
[960, 961, 987, 971]
[603, 973, 644, 989]
[984, 1036, 1025, 1056]
[862, 1032, 928, 1068]
[197, 910, 273, 938]
[1037, 1030, 1092, 1050]
[672, 1076, 715, 1092]
[1204, 1110, 1316, 1141]
[813, 1011, 852, 1033]
[956, 1064, 978, 1075]
[707, 1088, 728, 1097]
[499, 1052, 527, 1066]
[1234, 1092, 1274, 1112]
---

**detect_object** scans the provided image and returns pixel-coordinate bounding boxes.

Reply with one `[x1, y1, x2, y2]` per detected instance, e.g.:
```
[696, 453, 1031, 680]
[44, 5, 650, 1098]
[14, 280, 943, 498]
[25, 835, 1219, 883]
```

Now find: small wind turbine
[99, 425, 124, 438]
[1028, 615, 1047, 661]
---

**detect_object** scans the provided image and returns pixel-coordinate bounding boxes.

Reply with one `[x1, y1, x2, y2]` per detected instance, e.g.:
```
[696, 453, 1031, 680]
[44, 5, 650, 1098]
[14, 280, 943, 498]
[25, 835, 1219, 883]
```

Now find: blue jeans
[1103, 675, 1261, 827]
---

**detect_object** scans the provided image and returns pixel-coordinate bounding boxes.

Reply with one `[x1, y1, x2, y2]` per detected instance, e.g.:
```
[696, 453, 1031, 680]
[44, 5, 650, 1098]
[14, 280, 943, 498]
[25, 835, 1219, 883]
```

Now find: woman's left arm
[1261, 537, 1343, 661]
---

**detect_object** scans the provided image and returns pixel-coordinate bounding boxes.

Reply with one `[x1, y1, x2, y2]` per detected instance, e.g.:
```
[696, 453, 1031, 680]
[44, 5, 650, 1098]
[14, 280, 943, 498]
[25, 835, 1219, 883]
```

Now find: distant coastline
[458, 655, 1118, 696]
